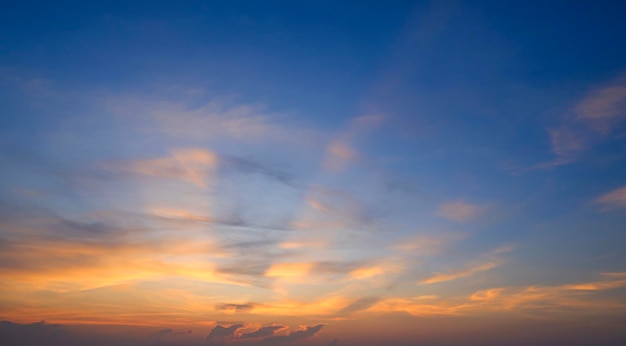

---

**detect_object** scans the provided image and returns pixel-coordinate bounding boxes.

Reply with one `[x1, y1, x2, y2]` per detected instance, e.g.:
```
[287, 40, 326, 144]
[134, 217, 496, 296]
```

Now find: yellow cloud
[265, 263, 313, 278]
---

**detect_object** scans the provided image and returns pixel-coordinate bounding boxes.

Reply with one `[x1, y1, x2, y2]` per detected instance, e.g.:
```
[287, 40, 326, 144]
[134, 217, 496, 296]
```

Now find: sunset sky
[1, 1, 626, 345]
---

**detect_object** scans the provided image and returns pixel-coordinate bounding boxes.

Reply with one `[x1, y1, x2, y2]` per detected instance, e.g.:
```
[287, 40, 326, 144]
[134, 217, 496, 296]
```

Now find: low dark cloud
[151, 328, 191, 337]
[260, 324, 324, 345]
[152, 328, 172, 336]
[206, 324, 244, 342]
[240, 325, 284, 339]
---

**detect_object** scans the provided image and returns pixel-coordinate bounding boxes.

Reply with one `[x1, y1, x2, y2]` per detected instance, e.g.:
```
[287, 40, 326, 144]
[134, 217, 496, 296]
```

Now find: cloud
[102, 148, 218, 187]
[261, 324, 324, 345]
[595, 185, 626, 209]
[0, 205, 289, 294]
[538, 78, 626, 168]
[322, 114, 384, 172]
[336, 297, 381, 316]
[263, 260, 397, 283]
[394, 233, 464, 255]
[206, 324, 244, 342]
[469, 288, 504, 301]
[240, 325, 284, 339]
[576, 82, 626, 131]
[465, 272, 626, 315]
[151, 328, 172, 336]
[110, 98, 275, 141]
[205, 324, 324, 345]
[419, 261, 499, 285]
[265, 262, 312, 278]
[216, 303, 256, 313]
[547, 127, 587, 162]
[370, 272, 626, 317]
[246, 296, 349, 316]
[436, 201, 486, 223]
[148, 207, 214, 222]
[220, 155, 294, 186]
[324, 141, 357, 171]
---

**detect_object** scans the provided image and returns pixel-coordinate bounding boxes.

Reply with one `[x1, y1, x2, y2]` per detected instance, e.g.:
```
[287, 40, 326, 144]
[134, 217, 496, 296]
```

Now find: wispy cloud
[576, 82, 626, 132]
[336, 297, 381, 316]
[102, 148, 218, 187]
[393, 232, 464, 255]
[545, 127, 587, 165]
[324, 141, 357, 172]
[595, 185, 626, 209]
[538, 78, 626, 168]
[372, 272, 626, 317]
[322, 114, 384, 172]
[419, 261, 499, 285]
[436, 200, 486, 223]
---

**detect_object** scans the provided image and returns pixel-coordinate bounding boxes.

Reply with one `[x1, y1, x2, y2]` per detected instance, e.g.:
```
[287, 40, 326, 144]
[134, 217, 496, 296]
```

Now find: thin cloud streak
[436, 201, 486, 223]
[419, 261, 499, 285]
[595, 185, 626, 209]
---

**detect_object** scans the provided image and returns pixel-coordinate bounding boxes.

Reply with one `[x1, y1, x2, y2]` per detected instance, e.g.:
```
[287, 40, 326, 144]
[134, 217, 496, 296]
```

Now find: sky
[1, 1, 626, 345]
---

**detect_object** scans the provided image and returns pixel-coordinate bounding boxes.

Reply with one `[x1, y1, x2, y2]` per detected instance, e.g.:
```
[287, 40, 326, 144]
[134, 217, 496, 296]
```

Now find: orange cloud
[265, 263, 313, 279]
[103, 148, 218, 187]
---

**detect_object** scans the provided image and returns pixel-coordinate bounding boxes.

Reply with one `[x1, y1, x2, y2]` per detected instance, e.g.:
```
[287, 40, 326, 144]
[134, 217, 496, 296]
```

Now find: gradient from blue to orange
[1, 1, 626, 345]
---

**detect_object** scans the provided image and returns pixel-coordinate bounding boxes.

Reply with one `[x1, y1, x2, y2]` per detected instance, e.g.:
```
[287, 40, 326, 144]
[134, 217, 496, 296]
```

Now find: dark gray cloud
[240, 325, 284, 339]
[329, 339, 339, 346]
[260, 324, 324, 345]
[216, 303, 256, 313]
[152, 328, 172, 336]
[151, 328, 191, 337]
[206, 324, 244, 342]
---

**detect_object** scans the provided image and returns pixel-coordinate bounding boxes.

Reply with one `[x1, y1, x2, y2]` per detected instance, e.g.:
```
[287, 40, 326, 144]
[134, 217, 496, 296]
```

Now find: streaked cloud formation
[596, 185, 626, 209]
[541, 78, 626, 167]
[1, 1, 626, 346]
